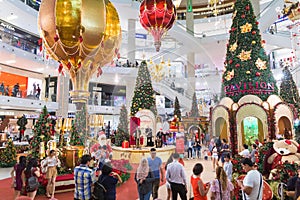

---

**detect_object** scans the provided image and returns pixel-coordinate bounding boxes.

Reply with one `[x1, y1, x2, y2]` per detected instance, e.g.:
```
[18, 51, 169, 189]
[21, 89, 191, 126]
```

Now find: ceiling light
[5, 60, 16, 64]
[7, 15, 18, 21]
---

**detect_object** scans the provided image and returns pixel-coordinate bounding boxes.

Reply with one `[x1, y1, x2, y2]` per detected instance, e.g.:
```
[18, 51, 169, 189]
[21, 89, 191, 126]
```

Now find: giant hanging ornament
[139, 0, 176, 52]
[38, 0, 121, 106]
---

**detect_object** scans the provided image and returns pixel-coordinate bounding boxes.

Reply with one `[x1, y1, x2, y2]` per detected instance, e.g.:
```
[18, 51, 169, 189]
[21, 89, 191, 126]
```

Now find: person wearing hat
[237, 158, 263, 200]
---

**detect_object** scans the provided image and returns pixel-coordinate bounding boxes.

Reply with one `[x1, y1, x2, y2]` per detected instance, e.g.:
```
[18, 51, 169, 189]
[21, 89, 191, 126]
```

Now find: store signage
[0, 111, 14, 116]
[24, 114, 39, 119]
[224, 82, 275, 96]
[0, 22, 15, 31]
[135, 33, 147, 39]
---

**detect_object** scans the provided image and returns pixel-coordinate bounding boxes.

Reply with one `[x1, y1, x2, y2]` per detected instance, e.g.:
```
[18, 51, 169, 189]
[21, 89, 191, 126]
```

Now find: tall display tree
[280, 65, 300, 115]
[131, 60, 157, 116]
[29, 106, 52, 159]
[174, 96, 181, 120]
[222, 0, 277, 102]
[69, 119, 84, 146]
[190, 93, 200, 117]
[115, 104, 129, 146]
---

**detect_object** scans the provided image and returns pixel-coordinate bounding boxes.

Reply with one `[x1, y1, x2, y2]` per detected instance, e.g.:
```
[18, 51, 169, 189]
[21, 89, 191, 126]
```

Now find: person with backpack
[24, 158, 40, 200]
[10, 156, 27, 200]
[95, 162, 122, 200]
[135, 158, 155, 200]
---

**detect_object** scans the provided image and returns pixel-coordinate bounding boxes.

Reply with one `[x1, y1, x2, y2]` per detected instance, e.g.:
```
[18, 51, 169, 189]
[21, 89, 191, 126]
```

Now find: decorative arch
[211, 105, 230, 142]
[187, 125, 201, 139]
[219, 97, 234, 109]
[267, 95, 283, 109]
[238, 95, 263, 106]
[236, 104, 268, 151]
[274, 102, 294, 136]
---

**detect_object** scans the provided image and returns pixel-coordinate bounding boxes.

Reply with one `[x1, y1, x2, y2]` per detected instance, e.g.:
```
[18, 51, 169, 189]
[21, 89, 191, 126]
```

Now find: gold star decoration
[229, 42, 238, 52]
[240, 23, 252, 33]
[237, 50, 252, 61]
[225, 70, 234, 81]
[255, 58, 267, 70]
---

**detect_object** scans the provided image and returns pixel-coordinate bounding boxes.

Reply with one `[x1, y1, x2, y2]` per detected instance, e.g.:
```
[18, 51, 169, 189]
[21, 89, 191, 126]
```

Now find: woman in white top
[239, 144, 250, 158]
[211, 145, 219, 172]
[43, 150, 59, 198]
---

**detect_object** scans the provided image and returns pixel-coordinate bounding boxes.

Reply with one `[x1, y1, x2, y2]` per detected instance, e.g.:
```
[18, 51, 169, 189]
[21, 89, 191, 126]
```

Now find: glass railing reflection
[0, 29, 40, 55]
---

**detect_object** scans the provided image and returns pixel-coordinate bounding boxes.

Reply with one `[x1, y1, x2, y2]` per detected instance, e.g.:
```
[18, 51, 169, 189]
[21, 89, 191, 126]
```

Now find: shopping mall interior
[0, 0, 300, 199]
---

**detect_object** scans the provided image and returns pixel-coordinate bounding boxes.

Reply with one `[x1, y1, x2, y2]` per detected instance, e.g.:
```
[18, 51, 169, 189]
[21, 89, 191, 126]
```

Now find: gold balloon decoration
[38, 0, 121, 104]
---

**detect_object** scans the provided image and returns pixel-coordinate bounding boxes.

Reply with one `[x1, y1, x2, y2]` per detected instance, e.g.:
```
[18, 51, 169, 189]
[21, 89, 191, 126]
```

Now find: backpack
[26, 169, 39, 192]
[92, 176, 107, 200]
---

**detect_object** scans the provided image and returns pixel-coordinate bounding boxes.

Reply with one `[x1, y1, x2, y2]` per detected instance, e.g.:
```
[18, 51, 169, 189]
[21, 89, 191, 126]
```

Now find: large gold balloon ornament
[38, 0, 121, 106]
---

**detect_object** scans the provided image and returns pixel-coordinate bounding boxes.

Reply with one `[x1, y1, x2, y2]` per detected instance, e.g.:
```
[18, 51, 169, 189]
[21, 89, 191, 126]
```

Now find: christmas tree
[29, 106, 52, 159]
[0, 139, 17, 167]
[280, 65, 300, 116]
[190, 93, 200, 118]
[130, 60, 157, 116]
[115, 104, 129, 146]
[174, 96, 181, 120]
[69, 119, 84, 146]
[222, 0, 277, 102]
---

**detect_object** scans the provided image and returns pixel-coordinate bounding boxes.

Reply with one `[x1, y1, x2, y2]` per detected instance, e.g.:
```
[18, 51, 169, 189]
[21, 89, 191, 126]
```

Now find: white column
[251, 0, 260, 17]
[127, 19, 136, 64]
[125, 77, 136, 111]
[186, 1, 195, 93]
[56, 74, 70, 118]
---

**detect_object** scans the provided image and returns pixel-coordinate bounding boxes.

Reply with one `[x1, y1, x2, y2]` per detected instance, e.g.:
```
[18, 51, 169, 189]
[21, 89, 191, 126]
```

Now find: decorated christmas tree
[130, 60, 157, 116]
[280, 65, 300, 116]
[222, 0, 277, 102]
[0, 139, 17, 167]
[115, 104, 129, 146]
[69, 119, 84, 146]
[174, 96, 181, 120]
[29, 106, 52, 159]
[190, 93, 200, 118]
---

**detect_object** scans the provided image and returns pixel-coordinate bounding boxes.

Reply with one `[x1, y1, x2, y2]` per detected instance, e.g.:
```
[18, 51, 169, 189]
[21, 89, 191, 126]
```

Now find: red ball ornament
[252, 31, 256, 35]
[245, 5, 250, 10]
[229, 59, 233, 64]
[256, 72, 261, 76]
[262, 40, 266, 43]
[256, 21, 259, 25]
[235, 63, 240, 68]
[241, 14, 245, 18]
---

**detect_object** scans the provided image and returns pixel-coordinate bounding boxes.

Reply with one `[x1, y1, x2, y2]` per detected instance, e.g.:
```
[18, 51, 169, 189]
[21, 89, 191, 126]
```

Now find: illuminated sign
[224, 82, 275, 96]
[0, 22, 15, 31]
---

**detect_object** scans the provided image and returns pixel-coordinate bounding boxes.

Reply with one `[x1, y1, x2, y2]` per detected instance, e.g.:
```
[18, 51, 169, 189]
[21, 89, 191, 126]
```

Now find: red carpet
[0, 166, 166, 200]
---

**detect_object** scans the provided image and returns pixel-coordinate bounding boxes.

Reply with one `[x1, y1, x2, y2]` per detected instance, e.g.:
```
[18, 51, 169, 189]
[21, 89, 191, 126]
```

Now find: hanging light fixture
[147, 57, 171, 82]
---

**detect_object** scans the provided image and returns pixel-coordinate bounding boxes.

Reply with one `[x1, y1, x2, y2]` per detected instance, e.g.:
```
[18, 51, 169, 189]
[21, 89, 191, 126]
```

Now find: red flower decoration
[54, 34, 59, 42]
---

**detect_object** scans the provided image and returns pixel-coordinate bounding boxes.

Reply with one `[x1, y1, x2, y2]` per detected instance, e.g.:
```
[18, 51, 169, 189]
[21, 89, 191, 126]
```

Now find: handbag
[26, 169, 39, 192]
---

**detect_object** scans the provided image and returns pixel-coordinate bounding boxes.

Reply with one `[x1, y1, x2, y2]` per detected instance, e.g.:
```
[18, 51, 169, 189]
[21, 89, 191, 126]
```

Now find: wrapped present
[122, 140, 129, 148]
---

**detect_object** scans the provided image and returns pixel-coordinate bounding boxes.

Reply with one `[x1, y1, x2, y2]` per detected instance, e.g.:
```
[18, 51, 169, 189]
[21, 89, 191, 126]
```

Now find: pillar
[127, 19, 136, 64]
[56, 74, 70, 118]
[250, 0, 260, 17]
[125, 78, 136, 111]
[185, 0, 195, 94]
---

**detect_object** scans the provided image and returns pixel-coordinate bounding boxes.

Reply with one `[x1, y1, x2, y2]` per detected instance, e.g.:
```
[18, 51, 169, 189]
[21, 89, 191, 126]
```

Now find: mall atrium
[0, 0, 299, 199]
